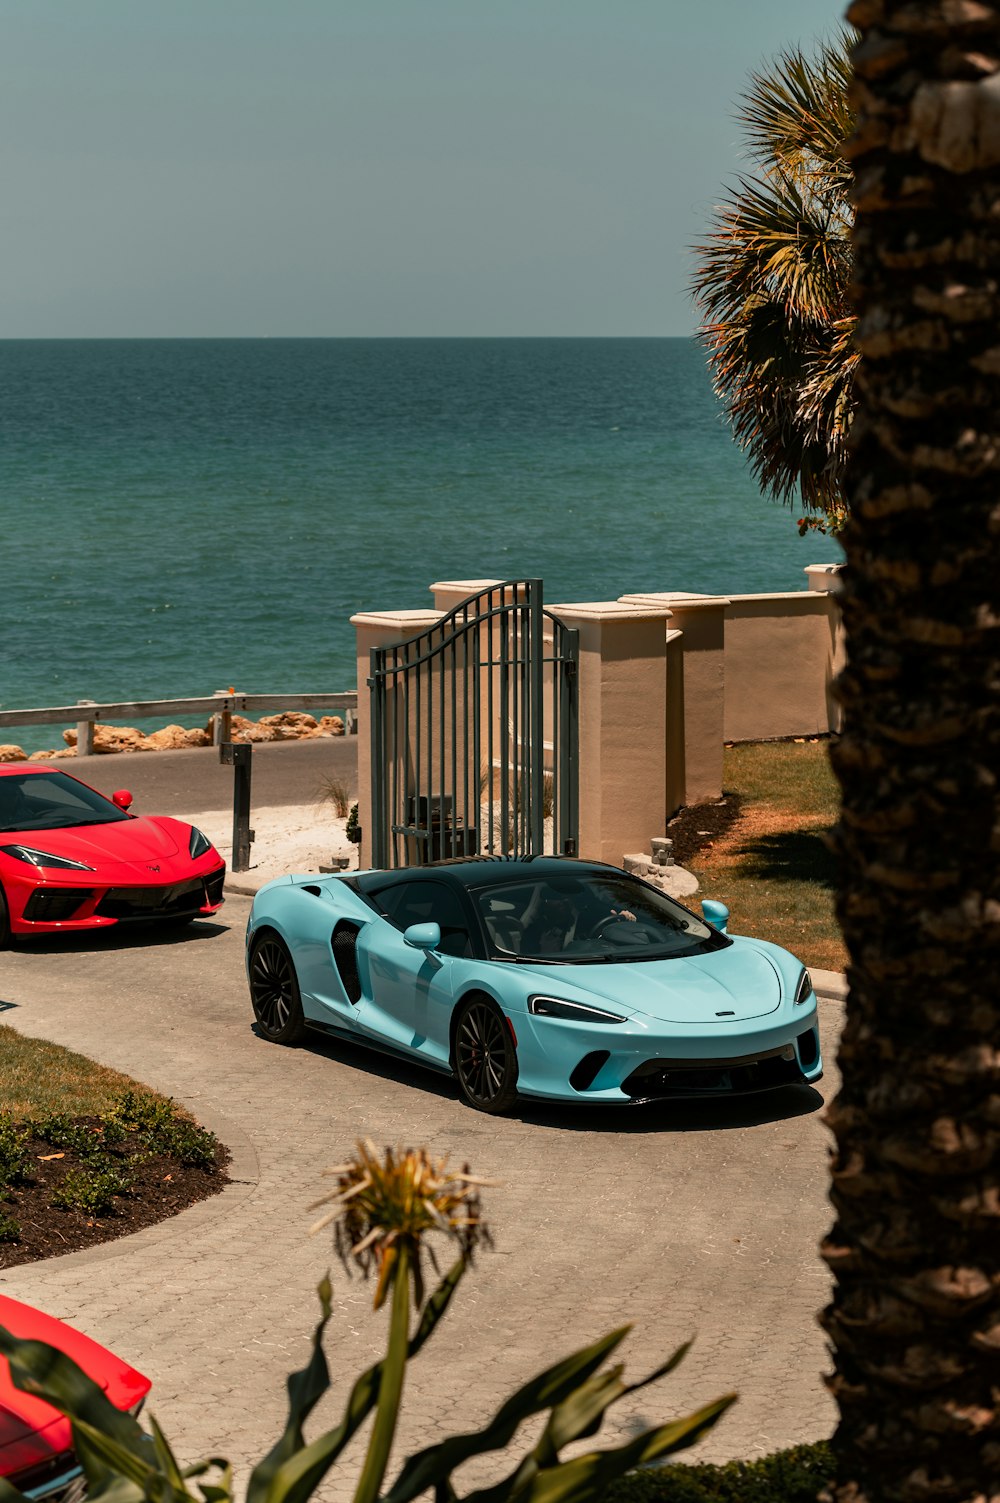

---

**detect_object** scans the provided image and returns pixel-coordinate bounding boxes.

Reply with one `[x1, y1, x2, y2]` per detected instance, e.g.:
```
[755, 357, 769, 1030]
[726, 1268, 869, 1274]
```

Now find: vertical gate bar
[550, 622, 560, 855]
[369, 647, 384, 868]
[529, 580, 544, 854]
[472, 610, 482, 858]
[439, 621, 446, 865]
[461, 605, 470, 854]
[414, 640, 421, 868]
[396, 646, 406, 871]
[487, 594, 496, 852]
[450, 628, 458, 860]
[510, 590, 519, 852]
[390, 647, 399, 868]
[499, 589, 510, 856]
[427, 628, 434, 867]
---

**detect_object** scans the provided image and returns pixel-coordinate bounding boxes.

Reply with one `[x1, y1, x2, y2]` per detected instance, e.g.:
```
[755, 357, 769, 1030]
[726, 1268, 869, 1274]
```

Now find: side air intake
[332, 921, 362, 1003]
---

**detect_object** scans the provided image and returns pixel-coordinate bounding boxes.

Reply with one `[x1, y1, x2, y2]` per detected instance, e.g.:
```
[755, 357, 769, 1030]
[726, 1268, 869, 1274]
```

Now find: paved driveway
[0, 899, 839, 1496]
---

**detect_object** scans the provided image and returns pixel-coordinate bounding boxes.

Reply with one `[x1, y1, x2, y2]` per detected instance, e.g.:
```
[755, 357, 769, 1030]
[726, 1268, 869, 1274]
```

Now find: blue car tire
[250, 932, 306, 1045]
[454, 995, 519, 1115]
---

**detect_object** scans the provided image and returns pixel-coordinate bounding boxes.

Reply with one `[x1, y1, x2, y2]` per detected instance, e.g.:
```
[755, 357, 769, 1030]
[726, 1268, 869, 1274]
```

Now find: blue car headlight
[529, 995, 625, 1024]
[0, 844, 95, 871]
[189, 826, 213, 859]
[794, 970, 814, 1005]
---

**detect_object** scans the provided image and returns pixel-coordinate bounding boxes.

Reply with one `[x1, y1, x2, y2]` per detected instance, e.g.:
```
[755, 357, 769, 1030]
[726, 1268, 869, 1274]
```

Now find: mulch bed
[0, 1120, 230, 1269]
[666, 791, 744, 869]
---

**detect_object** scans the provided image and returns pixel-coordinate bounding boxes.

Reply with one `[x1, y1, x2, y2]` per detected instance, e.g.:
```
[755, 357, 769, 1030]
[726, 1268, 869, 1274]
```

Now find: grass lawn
[0, 1024, 167, 1119]
[689, 739, 846, 973]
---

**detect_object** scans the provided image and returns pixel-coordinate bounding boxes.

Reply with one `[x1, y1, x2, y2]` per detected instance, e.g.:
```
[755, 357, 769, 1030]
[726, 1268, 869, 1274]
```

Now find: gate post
[545, 600, 673, 868]
[351, 607, 443, 870]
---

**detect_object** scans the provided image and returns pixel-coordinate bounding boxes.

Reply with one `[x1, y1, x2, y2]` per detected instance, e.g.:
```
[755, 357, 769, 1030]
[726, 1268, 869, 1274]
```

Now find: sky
[2, 1, 843, 339]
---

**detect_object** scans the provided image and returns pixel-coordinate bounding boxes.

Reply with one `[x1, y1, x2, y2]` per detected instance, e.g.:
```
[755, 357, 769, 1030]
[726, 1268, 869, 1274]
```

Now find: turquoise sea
[1, 338, 841, 752]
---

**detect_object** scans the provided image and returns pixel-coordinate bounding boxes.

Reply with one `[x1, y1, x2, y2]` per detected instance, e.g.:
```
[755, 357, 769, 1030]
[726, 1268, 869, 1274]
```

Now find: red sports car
[0, 1293, 151, 1500]
[0, 765, 225, 944]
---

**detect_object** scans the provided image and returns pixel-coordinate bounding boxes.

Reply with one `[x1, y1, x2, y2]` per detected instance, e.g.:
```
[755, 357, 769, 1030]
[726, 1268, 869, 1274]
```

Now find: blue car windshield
[0, 772, 129, 833]
[475, 873, 727, 964]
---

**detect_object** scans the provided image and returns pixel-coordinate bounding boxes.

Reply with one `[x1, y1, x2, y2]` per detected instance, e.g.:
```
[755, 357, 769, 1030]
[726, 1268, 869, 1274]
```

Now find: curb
[810, 967, 847, 1002]
[0, 1097, 260, 1282]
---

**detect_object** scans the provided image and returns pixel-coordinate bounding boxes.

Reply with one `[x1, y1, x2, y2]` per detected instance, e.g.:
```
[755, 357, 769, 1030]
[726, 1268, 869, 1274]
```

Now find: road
[0, 891, 840, 1498]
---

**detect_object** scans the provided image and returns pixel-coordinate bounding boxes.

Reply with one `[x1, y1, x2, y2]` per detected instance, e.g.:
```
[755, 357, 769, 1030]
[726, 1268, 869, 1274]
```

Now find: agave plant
[0, 1142, 735, 1503]
[692, 31, 857, 532]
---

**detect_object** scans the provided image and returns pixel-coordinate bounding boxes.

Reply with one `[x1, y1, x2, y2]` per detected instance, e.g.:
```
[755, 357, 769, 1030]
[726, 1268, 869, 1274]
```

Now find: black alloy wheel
[454, 996, 519, 1114]
[249, 933, 305, 1044]
[0, 885, 10, 949]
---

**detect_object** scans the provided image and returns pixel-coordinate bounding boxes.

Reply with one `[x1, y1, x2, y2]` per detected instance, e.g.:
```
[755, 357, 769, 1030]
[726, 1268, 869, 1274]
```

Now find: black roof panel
[355, 855, 623, 894]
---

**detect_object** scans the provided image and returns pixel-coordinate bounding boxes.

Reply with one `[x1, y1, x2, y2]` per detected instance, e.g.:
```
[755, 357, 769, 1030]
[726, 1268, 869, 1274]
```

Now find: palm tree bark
[822, 5, 1000, 1503]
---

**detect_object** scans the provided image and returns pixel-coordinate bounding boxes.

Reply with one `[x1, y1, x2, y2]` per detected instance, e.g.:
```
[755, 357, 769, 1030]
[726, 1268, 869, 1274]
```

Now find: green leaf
[383, 1328, 632, 1503]
[0, 1476, 30, 1503]
[513, 1394, 737, 1503]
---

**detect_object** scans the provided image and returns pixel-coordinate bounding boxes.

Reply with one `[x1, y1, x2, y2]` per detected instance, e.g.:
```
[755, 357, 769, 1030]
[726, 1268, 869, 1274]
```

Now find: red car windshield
[0, 773, 129, 834]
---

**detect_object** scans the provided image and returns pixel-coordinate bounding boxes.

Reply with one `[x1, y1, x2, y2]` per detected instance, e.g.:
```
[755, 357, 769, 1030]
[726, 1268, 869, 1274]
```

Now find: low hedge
[604, 1442, 833, 1503]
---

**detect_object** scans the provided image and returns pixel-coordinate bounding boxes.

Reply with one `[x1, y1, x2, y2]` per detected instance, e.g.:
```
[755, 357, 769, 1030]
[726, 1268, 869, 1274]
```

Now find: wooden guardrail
[0, 691, 358, 755]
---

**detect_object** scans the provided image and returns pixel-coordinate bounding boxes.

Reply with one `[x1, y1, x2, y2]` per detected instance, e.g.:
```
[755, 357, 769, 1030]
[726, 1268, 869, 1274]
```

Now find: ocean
[1, 338, 841, 753]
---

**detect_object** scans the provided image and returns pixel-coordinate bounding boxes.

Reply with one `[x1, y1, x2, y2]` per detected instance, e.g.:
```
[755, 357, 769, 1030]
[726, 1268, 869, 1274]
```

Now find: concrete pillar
[805, 563, 845, 593]
[545, 600, 673, 868]
[350, 608, 443, 870]
[620, 593, 728, 807]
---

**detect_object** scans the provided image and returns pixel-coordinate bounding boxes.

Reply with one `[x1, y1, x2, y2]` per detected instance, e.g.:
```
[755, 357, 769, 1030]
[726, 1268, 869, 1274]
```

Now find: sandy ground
[192, 803, 359, 892]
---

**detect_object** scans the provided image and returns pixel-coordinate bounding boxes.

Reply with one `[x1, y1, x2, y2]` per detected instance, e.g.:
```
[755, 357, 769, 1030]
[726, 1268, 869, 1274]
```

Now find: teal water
[1, 339, 840, 752]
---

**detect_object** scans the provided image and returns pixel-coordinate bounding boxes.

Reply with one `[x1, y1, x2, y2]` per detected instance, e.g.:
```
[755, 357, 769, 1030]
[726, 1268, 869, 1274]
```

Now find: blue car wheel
[250, 933, 306, 1045]
[454, 996, 519, 1115]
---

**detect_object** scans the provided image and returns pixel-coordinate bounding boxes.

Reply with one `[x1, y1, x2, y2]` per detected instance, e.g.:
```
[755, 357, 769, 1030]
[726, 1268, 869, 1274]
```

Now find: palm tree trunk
[823, 6, 1000, 1502]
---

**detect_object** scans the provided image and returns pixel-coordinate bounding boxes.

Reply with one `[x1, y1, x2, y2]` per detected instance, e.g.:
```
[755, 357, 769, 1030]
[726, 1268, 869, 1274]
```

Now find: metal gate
[369, 579, 578, 869]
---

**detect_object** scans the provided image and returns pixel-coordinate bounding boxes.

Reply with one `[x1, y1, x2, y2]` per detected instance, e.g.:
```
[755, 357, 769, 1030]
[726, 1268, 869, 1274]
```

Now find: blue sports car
[245, 856, 822, 1114]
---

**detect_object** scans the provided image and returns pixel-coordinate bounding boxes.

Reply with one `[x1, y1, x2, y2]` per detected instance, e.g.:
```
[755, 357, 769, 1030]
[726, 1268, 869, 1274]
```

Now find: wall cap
[350, 608, 444, 631]
[547, 600, 674, 622]
[429, 579, 505, 595]
[620, 591, 731, 611]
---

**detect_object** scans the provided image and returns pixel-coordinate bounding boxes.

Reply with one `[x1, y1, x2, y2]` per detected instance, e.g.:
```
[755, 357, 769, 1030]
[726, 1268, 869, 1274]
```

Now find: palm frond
[690, 29, 856, 522]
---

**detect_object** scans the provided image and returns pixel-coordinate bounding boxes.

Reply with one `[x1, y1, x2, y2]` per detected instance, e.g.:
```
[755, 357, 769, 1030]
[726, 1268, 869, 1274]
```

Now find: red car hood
[0, 1295, 150, 1477]
[2, 816, 189, 874]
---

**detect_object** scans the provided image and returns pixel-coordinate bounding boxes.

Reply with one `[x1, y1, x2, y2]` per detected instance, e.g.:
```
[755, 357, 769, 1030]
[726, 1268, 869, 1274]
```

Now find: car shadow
[276, 1025, 826, 1134]
[9, 919, 231, 955]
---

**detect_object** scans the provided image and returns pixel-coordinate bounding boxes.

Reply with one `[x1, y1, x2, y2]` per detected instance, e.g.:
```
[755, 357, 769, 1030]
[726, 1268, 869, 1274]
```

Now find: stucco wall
[723, 591, 842, 743]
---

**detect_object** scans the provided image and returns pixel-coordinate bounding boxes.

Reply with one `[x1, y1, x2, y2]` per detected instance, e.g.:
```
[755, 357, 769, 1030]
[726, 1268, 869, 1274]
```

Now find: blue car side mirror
[403, 921, 441, 951]
[701, 900, 730, 934]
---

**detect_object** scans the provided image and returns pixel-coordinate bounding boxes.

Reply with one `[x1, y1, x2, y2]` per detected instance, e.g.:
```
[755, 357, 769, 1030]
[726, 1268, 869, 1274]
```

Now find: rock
[316, 715, 345, 737]
[0, 745, 27, 762]
[145, 724, 211, 750]
[259, 712, 319, 741]
[28, 749, 60, 761]
[230, 716, 277, 743]
[91, 725, 149, 754]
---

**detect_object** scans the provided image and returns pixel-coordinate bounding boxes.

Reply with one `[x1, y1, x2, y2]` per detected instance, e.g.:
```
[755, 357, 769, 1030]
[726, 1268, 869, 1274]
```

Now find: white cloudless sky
[1, 0, 843, 337]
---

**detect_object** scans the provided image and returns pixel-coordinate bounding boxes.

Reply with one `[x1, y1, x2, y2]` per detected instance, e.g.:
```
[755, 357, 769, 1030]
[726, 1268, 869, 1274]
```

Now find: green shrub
[0, 1116, 30, 1189]
[149, 1118, 218, 1170]
[35, 1113, 102, 1156]
[346, 802, 361, 844]
[102, 1089, 174, 1134]
[602, 1442, 834, 1503]
[0, 1210, 21, 1243]
[51, 1166, 133, 1216]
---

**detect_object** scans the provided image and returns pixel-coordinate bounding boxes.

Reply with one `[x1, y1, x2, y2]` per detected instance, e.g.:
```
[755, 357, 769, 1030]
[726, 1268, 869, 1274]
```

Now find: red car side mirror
[112, 790, 133, 811]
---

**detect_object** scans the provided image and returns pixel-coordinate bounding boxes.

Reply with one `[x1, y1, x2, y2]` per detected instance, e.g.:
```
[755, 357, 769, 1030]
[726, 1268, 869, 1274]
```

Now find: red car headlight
[0, 844, 95, 872]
